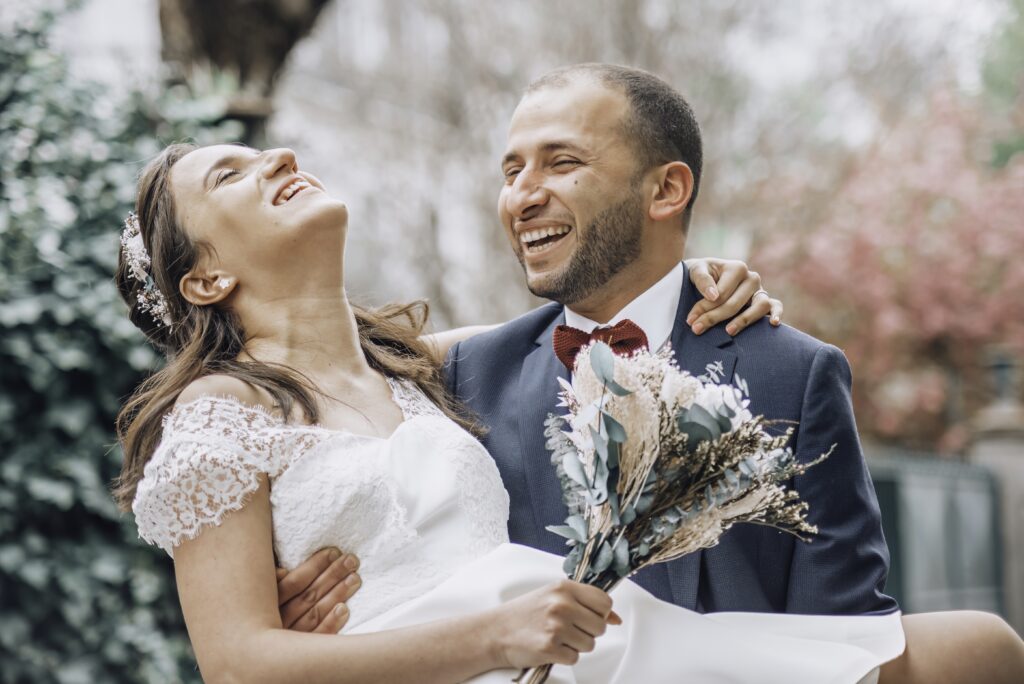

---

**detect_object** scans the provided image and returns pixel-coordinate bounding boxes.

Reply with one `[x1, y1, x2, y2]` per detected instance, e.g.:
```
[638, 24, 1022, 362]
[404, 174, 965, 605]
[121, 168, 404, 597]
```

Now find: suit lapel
[663, 262, 740, 609]
[516, 311, 573, 552]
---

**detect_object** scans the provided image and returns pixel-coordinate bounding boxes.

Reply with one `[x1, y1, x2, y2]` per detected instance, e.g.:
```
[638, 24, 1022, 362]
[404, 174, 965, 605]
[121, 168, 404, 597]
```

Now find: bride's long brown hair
[113, 142, 475, 511]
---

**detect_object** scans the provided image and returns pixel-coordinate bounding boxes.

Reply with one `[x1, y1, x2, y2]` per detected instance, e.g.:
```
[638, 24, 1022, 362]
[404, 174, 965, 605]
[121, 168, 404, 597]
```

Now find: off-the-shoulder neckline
[165, 377, 421, 441]
[169, 393, 286, 423]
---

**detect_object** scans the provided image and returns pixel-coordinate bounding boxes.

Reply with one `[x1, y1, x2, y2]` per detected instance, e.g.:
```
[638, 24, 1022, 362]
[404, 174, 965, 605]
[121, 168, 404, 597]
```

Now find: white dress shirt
[564, 262, 683, 353]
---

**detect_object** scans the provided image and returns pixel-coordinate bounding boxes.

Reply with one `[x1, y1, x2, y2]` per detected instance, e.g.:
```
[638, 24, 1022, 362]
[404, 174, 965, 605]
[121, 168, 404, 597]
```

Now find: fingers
[564, 581, 613, 621]
[277, 547, 343, 605]
[686, 259, 720, 302]
[722, 291, 773, 336]
[312, 602, 351, 634]
[289, 569, 362, 632]
[280, 551, 361, 630]
[688, 274, 760, 334]
[561, 624, 597, 654]
[769, 297, 783, 326]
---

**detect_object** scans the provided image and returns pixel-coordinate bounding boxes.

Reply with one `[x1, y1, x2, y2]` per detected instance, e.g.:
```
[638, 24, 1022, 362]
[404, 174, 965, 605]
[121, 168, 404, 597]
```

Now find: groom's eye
[553, 159, 580, 168]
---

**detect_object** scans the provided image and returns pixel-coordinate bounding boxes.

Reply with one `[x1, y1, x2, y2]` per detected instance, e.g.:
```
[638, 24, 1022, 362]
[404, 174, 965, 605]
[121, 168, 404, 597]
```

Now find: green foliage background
[0, 8, 239, 682]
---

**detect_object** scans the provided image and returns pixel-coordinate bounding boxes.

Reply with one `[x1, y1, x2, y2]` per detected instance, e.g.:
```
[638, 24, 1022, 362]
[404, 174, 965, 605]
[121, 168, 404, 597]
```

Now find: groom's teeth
[520, 225, 570, 245]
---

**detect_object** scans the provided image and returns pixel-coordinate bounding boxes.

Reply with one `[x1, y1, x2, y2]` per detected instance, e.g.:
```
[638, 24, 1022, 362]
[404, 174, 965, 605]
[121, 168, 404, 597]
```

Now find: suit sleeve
[785, 344, 899, 615]
[443, 340, 461, 397]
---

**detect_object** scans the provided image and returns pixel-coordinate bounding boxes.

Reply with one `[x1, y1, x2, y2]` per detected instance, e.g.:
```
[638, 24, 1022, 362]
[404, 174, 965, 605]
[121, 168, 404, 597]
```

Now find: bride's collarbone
[303, 376, 407, 438]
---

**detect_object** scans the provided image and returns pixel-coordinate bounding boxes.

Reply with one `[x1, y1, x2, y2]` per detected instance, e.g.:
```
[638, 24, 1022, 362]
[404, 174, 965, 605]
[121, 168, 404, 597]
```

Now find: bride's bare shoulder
[175, 374, 276, 413]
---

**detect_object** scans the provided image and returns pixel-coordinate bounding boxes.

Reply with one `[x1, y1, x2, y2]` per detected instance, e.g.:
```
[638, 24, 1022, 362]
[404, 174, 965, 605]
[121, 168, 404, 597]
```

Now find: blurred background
[1, 0, 1022, 680]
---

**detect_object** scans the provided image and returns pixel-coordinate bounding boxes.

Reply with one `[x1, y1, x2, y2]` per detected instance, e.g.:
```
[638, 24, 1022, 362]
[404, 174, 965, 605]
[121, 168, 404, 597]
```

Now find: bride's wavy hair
[113, 142, 476, 511]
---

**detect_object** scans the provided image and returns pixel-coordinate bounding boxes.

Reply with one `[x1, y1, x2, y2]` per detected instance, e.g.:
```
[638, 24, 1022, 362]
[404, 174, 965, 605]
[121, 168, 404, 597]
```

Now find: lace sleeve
[131, 396, 283, 557]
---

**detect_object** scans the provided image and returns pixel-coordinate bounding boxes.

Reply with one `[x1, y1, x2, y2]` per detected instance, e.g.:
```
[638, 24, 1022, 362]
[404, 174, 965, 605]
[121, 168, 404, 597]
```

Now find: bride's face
[169, 144, 348, 293]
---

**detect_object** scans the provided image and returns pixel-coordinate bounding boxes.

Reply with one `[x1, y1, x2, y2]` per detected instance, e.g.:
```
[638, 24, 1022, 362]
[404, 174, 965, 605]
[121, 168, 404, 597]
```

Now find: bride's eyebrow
[203, 148, 258, 191]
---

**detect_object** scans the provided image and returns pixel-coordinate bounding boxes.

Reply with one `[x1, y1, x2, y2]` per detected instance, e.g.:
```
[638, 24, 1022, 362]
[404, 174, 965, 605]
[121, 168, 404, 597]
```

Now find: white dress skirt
[133, 380, 904, 684]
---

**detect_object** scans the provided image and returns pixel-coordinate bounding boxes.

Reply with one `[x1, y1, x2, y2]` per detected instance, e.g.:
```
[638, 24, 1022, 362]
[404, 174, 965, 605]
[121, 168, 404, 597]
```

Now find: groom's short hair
[526, 63, 703, 226]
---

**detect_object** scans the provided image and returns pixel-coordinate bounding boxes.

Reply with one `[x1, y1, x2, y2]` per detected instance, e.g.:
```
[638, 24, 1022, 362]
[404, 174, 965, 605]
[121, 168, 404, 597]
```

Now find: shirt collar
[564, 262, 683, 352]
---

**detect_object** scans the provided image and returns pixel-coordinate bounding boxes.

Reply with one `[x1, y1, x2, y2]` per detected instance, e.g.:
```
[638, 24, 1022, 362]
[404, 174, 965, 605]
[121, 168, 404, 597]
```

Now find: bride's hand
[275, 547, 363, 633]
[488, 580, 621, 669]
[684, 257, 784, 336]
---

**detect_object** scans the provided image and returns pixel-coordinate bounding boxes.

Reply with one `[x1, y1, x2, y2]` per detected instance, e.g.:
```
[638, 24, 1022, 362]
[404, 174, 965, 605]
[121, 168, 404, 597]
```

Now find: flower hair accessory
[120, 212, 172, 329]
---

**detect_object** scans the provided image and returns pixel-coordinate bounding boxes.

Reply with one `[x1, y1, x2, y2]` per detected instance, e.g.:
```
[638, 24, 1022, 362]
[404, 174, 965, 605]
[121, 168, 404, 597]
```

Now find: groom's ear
[179, 269, 238, 306]
[647, 161, 694, 224]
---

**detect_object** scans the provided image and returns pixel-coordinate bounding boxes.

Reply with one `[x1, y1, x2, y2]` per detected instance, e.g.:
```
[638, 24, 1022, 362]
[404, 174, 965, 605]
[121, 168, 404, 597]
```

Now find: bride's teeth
[276, 180, 311, 205]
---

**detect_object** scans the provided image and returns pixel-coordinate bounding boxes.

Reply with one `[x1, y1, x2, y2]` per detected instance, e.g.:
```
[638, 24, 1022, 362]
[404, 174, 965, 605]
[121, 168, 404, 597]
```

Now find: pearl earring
[218, 278, 231, 290]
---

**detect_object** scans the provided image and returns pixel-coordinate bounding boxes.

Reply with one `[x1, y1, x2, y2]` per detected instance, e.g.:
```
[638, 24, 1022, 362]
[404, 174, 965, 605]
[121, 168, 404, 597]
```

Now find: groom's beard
[523, 189, 645, 307]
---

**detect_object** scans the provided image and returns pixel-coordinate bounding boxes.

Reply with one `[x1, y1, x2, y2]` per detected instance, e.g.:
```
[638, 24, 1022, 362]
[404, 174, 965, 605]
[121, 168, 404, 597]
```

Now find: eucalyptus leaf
[620, 504, 636, 526]
[604, 378, 633, 396]
[564, 545, 583, 576]
[546, 524, 585, 543]
[612, 538, 630, 577]
[591, 424, 608, 463]
[603, 412, 627, 443]
[590, 341, 616, 384]
[592, 541, 614, 573]
[677, 420, 713, 452]
[714, 409, 733, 434]
[562, 452, 589, 489]
[680, 404, 723, 441]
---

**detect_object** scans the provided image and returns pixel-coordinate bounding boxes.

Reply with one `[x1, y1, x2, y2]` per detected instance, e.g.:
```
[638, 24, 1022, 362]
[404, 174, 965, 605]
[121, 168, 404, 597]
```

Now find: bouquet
[516, 342, 833, 684]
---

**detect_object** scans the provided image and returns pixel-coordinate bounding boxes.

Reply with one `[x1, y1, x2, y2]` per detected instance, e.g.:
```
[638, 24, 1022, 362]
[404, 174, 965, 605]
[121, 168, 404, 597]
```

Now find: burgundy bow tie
[552, 319, 650, 372]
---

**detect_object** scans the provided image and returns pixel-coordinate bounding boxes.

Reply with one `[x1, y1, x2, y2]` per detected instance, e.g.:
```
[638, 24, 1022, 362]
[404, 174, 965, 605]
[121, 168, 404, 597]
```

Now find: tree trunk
[158, 0, 331, 144]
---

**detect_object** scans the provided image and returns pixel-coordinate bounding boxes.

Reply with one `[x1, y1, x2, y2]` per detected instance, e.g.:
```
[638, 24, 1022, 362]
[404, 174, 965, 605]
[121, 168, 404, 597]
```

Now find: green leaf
[563, 545, 583, 576]
[603, 412, 627, 443]
[620, 504, 636, 526]
[590, 341, 616, 384]
[562, 452, 589, 489]
[680, 404, 723, 441]
[592, 541, 614, 573]
[714, 409, 733, 434]
[547, 525, 585, 543]
[612, 538, 630, 577]
[604, 378, 633, 396]
[590, 424, 608, 463]
[677, 420, 713, 452]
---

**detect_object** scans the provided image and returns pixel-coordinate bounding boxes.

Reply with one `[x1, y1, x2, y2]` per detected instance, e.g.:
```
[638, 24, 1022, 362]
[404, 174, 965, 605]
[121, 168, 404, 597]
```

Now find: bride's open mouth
[273, 178, 314, 206]
[520, 225, 573, 255]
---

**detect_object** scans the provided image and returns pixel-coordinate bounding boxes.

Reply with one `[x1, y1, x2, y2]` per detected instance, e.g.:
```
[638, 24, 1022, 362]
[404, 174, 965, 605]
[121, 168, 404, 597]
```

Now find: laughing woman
[117, 143, 1024, 683]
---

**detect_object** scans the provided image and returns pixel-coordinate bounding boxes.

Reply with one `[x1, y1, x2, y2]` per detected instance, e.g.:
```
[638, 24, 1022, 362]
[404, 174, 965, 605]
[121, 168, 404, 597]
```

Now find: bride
[116, 142, 1024, 683]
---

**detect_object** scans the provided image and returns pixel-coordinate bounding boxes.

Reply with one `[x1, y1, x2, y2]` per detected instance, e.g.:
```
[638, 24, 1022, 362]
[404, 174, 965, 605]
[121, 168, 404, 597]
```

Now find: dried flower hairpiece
[120, 212, 172, 329]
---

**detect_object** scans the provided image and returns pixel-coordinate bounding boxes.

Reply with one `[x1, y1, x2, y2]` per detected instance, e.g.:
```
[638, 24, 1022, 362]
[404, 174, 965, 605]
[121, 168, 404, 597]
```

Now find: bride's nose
[261, 148, 298, 179]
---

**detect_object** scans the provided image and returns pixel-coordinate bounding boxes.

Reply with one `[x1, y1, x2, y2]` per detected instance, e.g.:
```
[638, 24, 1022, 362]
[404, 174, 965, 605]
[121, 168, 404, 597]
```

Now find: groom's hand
[685, 258, 784, 336]
[275, 547, 362, 633]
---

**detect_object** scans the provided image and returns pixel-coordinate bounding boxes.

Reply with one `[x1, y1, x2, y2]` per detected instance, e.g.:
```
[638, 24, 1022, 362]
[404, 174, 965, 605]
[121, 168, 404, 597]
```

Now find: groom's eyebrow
[501, 141, 588, 167]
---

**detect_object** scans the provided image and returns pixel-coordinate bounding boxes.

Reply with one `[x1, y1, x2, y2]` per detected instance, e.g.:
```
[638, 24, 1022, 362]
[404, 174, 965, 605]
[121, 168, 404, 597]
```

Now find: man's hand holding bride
[279, 256, 783, 634]
[275, 547, 362, 633]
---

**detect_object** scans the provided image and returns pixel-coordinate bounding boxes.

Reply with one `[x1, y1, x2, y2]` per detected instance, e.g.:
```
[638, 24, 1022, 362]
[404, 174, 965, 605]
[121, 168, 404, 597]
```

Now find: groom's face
[499, 79, 648, 305]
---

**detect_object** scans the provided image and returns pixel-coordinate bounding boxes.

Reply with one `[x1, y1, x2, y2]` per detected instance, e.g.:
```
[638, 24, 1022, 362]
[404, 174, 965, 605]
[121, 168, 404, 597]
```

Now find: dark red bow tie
[553, 319, 650, 372]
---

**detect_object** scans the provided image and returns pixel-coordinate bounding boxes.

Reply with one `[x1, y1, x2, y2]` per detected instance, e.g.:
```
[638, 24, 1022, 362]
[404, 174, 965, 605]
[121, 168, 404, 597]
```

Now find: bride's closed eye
[214, 169, 239, 187]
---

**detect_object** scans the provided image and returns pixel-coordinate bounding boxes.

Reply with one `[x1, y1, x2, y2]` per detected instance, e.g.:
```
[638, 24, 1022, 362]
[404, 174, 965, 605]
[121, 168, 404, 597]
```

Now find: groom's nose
[261, 148, 298, 179]
[505, 168, 550, 219]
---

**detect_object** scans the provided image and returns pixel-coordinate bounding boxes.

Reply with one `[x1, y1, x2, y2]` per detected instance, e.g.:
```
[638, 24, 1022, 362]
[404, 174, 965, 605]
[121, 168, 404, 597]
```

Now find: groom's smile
[498, 76, 651, 307]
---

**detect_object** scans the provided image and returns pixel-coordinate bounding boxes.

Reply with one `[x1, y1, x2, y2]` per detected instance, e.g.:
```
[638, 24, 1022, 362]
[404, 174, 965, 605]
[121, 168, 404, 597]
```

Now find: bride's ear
[179, 270, 237, 306]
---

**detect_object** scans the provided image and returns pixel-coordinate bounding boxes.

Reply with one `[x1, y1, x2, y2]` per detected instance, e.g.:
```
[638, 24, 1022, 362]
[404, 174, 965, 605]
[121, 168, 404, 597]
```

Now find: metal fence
[869, 449, 1004, 615]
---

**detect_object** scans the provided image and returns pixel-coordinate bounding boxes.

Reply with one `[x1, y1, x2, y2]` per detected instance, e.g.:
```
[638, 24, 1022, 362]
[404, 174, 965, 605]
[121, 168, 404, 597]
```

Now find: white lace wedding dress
[133, 377, 904, 684]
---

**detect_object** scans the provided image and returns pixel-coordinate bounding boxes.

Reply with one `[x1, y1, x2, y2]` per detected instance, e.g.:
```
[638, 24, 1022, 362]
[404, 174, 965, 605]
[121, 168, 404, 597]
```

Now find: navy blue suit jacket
[445, 263, 897, 615]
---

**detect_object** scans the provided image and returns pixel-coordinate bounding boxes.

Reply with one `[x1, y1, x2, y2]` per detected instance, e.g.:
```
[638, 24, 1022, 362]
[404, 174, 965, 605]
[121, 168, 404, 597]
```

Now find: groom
[284, 63, 896, 629]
